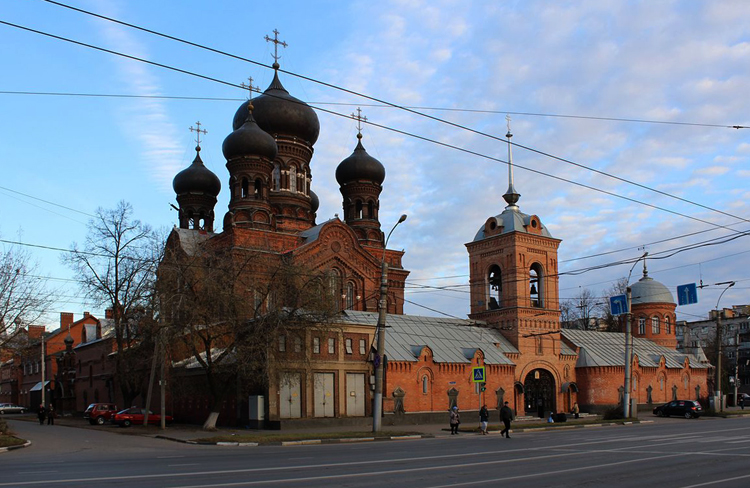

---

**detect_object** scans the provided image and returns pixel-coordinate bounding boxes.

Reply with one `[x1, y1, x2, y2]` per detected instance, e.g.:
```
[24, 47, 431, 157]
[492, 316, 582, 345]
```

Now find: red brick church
[164, 44, 709, 425]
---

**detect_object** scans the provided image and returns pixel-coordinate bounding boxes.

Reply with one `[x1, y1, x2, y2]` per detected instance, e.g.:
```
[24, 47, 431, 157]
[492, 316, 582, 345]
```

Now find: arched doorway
[524, 369, 556, 417]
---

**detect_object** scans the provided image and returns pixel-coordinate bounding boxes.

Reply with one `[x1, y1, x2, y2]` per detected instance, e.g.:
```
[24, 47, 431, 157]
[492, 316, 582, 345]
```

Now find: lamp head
[398, 214, 407, 224]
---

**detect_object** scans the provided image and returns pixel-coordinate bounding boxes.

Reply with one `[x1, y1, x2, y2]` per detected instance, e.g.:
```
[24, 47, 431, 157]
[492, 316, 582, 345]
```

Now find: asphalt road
[3, 416, 750, 487]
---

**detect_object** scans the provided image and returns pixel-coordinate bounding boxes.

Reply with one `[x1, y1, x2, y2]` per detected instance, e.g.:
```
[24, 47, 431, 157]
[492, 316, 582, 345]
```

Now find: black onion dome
[310, 189, 320, 213]
[222, 108, 278, 161]
[232, 72, 320, 145]
[173, 148, 222, 197]
[335, 134, 386, 185]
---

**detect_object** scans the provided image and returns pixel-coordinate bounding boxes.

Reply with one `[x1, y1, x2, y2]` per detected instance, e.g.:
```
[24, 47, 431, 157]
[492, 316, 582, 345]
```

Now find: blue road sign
[677, 283, 698, 306]
[610, 294, 628, 316]
[472, 367, 486, 383]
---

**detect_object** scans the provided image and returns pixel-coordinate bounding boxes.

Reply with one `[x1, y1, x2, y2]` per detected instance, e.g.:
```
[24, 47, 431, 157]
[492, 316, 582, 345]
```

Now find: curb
[156, 434, 432, 447]
[0, 440, 31, 453]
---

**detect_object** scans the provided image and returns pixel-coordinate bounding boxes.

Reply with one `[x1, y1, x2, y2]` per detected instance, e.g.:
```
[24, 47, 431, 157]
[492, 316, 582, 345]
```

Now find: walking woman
[450, 406, 460, 435]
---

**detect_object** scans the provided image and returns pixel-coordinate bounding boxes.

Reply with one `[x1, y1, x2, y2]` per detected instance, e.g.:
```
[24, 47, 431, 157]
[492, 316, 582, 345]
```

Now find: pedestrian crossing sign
[472, 367, 486, 383]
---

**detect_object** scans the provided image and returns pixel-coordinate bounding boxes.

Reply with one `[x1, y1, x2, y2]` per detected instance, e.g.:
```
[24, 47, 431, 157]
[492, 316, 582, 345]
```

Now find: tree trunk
[202, 411, 220, 431]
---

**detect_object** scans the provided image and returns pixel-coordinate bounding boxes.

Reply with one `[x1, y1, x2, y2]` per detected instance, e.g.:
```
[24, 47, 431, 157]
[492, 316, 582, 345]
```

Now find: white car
[0, 403, 27, 414]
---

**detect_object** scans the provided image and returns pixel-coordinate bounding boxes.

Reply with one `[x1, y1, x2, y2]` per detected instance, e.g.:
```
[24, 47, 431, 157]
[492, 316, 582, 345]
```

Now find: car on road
[113, 407, 173, 427]
[0, 403, 26, 414]
[83, 403, 119, 425]
[653, 400, 703, 418]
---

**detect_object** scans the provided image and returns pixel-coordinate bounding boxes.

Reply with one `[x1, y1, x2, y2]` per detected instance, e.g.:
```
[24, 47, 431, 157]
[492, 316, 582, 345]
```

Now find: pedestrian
[37, 404, 46, 425]
[572, 402, 580, 419]
[547, 412, 555, 423]
[499, 401, 513, 438]
[47, 405, 55, 425]
[479, 404, 489, 435]
[536, 397, 544, 418]
[739, 395, 745, 410]
[450, 406, 460, 435]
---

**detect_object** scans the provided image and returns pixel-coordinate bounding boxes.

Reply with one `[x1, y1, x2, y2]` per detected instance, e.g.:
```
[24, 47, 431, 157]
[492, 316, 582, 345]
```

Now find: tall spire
[503, 115, 520, 208]
[265, 29, 288, 70]
[642, 251, 649, 278]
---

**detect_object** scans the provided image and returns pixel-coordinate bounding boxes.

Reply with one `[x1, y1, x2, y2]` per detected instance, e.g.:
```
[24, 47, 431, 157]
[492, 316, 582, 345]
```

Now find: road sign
[472, 367, 486, 383]
[609, 294, 628, 316]
[677, 283, 698, 306]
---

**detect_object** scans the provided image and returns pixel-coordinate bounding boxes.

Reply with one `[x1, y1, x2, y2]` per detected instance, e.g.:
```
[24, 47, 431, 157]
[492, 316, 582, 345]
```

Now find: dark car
[83, 403, 119, 425]
[653, 400, 703, 419]
[0, 403, 26, 414]
[113, 407, 173, 427]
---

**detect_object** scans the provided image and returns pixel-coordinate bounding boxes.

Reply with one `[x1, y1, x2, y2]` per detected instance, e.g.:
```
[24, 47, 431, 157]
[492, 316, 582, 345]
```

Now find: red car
[83, 403, 118, 425]
[113, 407, 173, 427]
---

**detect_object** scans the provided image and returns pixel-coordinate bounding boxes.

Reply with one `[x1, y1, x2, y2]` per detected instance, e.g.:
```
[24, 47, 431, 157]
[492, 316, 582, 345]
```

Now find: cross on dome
[264, 29, 288, 69]
[503, 115, 520, 208]
[189, 121, 208, 147]
[240, 76, 258, 99]
[351, 107, 367, 136]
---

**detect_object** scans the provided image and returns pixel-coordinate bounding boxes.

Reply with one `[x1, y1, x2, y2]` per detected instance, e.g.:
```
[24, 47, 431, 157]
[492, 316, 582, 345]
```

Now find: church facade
[163, 46, 709, 425]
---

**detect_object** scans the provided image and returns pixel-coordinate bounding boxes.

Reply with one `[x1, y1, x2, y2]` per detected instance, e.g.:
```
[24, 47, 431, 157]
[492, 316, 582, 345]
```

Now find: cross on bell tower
[264, 29, 288, 69]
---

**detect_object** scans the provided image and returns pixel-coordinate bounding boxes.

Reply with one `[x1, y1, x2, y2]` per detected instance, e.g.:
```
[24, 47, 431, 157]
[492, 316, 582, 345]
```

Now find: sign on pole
[609, 294, 628, 316]
[677, 283, 698, 306]
[472, 366, 486, 383]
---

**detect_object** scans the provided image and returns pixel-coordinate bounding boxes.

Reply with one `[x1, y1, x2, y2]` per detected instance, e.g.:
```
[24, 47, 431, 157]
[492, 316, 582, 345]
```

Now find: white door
[279, 373, 301, 419]
[314, 373, 335, 418]
[346, 373, 366, 417]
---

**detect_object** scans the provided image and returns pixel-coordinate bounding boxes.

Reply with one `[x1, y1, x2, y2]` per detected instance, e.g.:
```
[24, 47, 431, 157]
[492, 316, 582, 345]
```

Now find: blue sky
[2, 0, 749, 328]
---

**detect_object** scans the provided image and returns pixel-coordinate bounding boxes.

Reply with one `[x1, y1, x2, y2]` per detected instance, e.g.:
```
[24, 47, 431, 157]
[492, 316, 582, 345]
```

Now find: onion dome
[310, 189, 320, 214]
[335, 134, 386, 185]
[64, 333, 74, 346]
[631, 267, 675, 305]
[173, 147, 221, 197]
[222, 104, 278, 161]
[232, 72, 320, 145]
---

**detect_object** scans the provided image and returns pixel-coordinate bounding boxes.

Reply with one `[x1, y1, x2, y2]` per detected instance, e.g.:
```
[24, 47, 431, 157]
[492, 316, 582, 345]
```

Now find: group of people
[450, 401, 515, 437]
[37, 404, 55, 425]
[450, 401, 580, 436]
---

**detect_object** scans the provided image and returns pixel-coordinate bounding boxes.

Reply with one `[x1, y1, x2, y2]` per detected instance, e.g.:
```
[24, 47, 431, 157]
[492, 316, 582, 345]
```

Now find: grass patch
[0, 435, 25, 448]
[194, 431, 423, 444]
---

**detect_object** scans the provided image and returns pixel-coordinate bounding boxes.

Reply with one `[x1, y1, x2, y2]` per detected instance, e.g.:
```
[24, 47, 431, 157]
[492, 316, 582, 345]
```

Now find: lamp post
[373, 214, 407, 433]
[623, 252, 648, 419]
[714, 281, 735, 411]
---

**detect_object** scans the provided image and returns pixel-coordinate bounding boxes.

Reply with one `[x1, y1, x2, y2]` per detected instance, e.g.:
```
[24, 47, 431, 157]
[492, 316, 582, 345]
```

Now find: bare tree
[561, 287, 601, 330]
[159, 238, 341, 430]
[0, 238, 55, 347]
[599, 277, 629, 332]
[64, 201, 163, 407]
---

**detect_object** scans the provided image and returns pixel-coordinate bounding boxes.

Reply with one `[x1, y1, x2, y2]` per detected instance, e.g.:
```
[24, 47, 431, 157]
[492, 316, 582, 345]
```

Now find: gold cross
[240, 76, 258, 99]
[264, 29, 288, 63]
[189, 121, 208, 146]
[351, 107, 367, 134]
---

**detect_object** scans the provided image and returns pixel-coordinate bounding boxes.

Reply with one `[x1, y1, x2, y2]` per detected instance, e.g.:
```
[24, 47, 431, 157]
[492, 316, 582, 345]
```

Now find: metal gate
[524, 369, 556, 417]
[314, 373, 335, 418]
[279, 373, 301, 419]
[346, 373, 365, 417]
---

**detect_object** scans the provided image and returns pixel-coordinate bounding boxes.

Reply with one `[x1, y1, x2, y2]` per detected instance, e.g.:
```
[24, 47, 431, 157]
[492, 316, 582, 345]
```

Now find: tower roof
[223, 104, 278, 161]
[631, 264, 675, 305]
[335, 133, 385, 185]
[472, 206, 553, 241]
[173, 147, 221, 197]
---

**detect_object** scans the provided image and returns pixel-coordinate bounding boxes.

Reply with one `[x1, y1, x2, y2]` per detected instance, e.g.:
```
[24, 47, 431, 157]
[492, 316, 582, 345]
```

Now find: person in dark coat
[449, 406, 460, 435]
[37, 404, 46, 425]
[47, 405, 55, 425]
[479, 404, 489, 435]
[500, 401, 514, 438]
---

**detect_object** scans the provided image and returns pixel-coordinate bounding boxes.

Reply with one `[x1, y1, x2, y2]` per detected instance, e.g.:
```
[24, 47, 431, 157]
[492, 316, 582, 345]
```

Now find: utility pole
[735, 329, 740, 406]
[623, 252, 647, 419]
[714, 281, 735, 411]
[40, 333, 45, 408]
[373, 214, 407, 433]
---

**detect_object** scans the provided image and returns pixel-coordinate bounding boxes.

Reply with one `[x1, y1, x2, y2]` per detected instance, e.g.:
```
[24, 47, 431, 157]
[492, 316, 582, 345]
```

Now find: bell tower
[465, 118, 561, 349]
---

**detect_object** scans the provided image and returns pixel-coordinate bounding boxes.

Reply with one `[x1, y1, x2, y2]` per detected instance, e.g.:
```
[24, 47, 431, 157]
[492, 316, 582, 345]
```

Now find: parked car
[0, 403, 26, 414]
[83, 403, 119, 425]
[653, 400, 703, 418]
[113, 407, 173, 427]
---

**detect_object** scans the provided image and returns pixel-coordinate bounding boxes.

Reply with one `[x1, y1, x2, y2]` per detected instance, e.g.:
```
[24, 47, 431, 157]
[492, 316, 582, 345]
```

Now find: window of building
[241, 177, 249, 198]
[487, 265, 502, 310]
[346, 282, 355, 310]
[290, 166, 297, 192]
[529, 263, 544, 308]
[652, 316, 660, 334]
[359, 339, 366, 355]
[329, 269, 342, 311]
[638, 318, 646, 335]
[273, 164, 280, 191]
[328, 338, 335, 354]
[422, 376, 428, 394]
[313, 337, 320, 354]
[278, 335, 286, 353]
[34, 361, 39, 374]
[294, 336, 302, 353]
[665, 316, 671, 334]
[345, 338, 353, 354]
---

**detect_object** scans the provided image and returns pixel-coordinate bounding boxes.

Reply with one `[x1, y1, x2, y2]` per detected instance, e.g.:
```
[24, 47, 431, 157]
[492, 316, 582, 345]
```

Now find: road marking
[157, 456, 185, 459]
[168, 464, 200, 467]
[16, 472, 57, 475]
[680, 473, 750, 487]
[726, 438, 750, 444]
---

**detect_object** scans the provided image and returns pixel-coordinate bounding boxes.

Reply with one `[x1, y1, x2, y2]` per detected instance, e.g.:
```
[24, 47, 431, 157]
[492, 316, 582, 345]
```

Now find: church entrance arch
[524, 369, 555, 417]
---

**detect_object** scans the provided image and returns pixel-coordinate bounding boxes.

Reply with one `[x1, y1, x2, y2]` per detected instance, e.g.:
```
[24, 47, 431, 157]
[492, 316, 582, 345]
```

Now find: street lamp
[373, 214, 407, 433]
[624, 252, 648, 419]
[714, 281, 735, 411]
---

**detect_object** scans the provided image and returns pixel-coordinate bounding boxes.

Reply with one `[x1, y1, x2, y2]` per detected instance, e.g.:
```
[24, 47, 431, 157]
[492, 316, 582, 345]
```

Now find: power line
[21, 5, 750, 226]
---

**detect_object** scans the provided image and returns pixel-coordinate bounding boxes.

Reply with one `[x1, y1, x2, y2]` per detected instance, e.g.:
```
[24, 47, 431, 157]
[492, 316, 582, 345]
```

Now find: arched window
[290, 166, 297, 192]
[356, 200, 363, 219]
[638, 317, 646, 335]
[652, 316, 660, 334]
[368, 201, 374, 219]
[254, 178, 262, 199]
[241, 177, 249, 198]
[487, 265, 502, 310]
[273, 164, 281, 191]
[329, 269, 342, 310]
[665, 316, 671, 334]
[346, 282, 355, 310]
[530, 263, 544, 308]
[422, 376, 429, 394]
